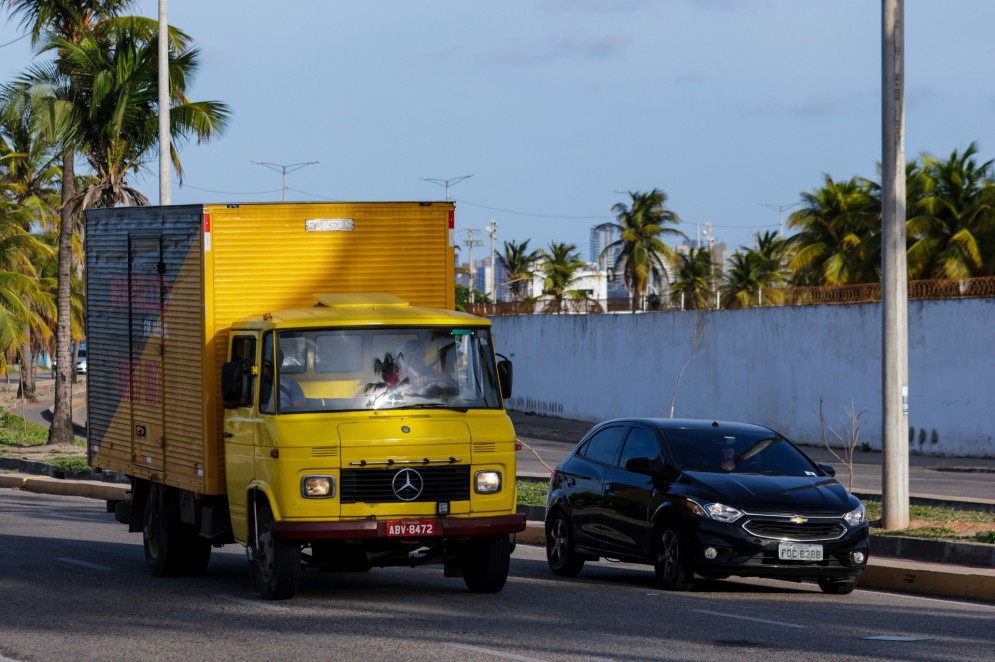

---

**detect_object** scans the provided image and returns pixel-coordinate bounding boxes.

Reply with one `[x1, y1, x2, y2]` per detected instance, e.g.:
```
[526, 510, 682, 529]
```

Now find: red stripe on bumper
[270, 514, 526, 541]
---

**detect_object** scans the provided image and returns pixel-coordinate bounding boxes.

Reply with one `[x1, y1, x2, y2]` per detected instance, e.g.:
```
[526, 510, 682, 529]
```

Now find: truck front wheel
[249, 504, 301, 600]
[460, 534, 511, 593]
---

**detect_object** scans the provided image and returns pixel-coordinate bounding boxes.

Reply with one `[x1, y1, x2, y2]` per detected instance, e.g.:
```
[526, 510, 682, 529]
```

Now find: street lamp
[251, 160, 319, 202]
[759, 202, 801, 238]
[419, 174, 474, 201]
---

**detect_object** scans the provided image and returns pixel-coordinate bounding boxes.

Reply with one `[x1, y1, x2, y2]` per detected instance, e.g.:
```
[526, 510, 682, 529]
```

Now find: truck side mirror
[221, 360, 252, 409]
[497, 358, 513, 399]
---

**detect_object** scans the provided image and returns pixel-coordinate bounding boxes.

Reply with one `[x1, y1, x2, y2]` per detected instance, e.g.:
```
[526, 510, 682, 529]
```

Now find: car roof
[592, 417, 775, 435]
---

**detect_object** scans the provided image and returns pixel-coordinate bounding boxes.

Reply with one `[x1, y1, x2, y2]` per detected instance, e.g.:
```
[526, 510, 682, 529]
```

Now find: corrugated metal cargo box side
[204, 201, 456, 396]
[85, 205, 217, 494]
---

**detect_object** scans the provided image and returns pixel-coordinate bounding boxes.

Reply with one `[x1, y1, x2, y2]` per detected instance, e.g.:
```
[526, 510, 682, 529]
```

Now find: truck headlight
[301, 475, 335, 498]
[474, 470, 502, 494]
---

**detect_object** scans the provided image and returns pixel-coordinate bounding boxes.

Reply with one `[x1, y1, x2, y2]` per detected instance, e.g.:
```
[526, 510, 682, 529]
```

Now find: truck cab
[219, 293, 523, 598]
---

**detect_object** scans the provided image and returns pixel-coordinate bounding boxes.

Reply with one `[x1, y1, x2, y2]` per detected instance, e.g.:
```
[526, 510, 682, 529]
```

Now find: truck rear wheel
[250, 504, 301, 600]
[143, 496, 183, 577]
[460, 534, 511, 593]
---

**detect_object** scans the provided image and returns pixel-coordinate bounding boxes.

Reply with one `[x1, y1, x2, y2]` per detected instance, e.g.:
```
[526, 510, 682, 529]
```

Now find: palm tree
[538, 242, 586, 313]
[905, 143, 995, 280]
[496, 239, 539, 301]
[0, 88, 61, 397]
[787, 175, 880, 286]
[670, 247, 714, 310]
[600, 189, 685, 310]
[720, 231, 788, 308]
[1, 0, 137, 438]
[13, 10, 230, 442]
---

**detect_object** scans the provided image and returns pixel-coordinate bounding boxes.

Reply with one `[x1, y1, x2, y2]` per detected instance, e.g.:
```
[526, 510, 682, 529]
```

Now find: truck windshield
[269, 326, 502, 413]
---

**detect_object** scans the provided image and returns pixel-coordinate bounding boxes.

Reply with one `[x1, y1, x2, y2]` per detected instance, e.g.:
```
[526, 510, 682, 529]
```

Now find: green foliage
[975, 531, 995, 544]
[455, 283, 489, 311]
[50, 456, 90, 473]
[864, 500, 995, 542]
[516, 479, 548, 506]
[0, 408, 49, 446]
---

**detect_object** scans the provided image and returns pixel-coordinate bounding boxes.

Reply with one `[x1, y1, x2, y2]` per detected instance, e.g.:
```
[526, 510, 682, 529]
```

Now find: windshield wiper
[402, 403, 470, 413]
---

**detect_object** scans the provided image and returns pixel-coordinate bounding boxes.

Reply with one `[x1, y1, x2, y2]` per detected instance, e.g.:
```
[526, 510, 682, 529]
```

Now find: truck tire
[143, 496, 184, 577]
[250, 504, 301, 600]
[460, 534, 511, 593]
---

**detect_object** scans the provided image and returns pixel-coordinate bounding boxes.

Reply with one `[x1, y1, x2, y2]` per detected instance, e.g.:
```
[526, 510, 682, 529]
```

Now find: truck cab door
[223, 332, 260, 543]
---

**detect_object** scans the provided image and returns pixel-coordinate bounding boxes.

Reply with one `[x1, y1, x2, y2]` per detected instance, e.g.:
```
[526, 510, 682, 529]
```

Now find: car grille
[743, 519, 846, 541]
[339, 465, 471, 504]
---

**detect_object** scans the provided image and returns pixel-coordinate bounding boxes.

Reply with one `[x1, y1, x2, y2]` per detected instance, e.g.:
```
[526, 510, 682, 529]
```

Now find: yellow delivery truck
[85, 202, 524, 599]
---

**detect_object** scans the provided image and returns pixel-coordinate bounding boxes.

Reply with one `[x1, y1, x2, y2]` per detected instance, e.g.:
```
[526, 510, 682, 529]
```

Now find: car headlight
[687, 499, 743, 523]
[301, 475, 335, 498]
[844, 503, 866, 527]
[474, 470, 502, 494]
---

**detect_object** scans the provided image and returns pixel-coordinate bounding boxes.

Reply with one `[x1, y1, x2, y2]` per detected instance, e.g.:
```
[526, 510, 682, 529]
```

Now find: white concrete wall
[493, 298, 995, 457]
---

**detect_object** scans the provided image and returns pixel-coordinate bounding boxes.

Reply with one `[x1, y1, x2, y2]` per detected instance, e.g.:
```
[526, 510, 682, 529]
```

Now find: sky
[2, 0, 994, 263]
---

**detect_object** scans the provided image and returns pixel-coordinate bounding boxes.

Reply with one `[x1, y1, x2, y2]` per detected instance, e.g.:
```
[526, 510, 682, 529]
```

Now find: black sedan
[545, 418, 869, 594]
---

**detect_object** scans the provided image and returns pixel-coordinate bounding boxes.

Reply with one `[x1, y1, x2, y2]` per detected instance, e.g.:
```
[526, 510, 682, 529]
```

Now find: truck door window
[229, 335, 257, 406]
[260, 332, 276, 414]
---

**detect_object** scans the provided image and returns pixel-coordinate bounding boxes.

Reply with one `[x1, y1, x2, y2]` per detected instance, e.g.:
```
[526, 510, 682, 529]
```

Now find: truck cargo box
[85, 202, 455, 495]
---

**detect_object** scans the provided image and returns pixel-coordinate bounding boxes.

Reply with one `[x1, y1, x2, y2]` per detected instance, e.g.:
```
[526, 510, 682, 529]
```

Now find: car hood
[681, 471, 854, 514]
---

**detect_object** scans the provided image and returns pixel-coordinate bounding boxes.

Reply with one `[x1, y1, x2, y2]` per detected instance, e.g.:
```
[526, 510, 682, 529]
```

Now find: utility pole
[882, 0, 909, 529]
[460, 228, 485, 304]
[251, 160, 319, 202]
[486, 219, 498, 301]
[759, 202, 800, 238]
[419, 174, 474, 201]
[157, 0, 170, 205]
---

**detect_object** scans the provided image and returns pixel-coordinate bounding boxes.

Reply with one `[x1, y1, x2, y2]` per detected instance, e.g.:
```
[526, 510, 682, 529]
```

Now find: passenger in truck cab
[278, 349, 307, 410]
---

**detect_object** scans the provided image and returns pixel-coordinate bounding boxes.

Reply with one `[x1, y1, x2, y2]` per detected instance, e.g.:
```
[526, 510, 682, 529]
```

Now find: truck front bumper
[271, 513, 526, 542]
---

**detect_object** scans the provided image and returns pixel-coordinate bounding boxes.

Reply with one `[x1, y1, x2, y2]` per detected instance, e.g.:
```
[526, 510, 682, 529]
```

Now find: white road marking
[443, 643, 553, 661]
[56, 557, 110, 571]
[216, 594, 289, 611]
[862, 636, 931, 641]
[692, 608, 807, 629]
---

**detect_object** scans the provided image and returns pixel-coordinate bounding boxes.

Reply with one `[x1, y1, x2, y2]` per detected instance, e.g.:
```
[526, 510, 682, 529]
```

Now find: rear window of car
[662, 428, 821, 476]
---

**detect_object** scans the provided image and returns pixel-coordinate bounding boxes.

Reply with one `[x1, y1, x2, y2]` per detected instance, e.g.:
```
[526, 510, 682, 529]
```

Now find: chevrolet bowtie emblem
[790, 515, 808, 524]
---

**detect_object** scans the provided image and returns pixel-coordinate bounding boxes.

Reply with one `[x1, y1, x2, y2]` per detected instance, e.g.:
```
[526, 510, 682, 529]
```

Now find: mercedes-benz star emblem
[392, 468, 424, 501]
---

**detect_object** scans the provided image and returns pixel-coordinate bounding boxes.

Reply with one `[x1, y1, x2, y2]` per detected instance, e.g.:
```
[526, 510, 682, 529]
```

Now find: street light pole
[251, 160, 320, 202]
[759, 202, 801, 238]
[419, 174, 474, 201]
[157, 0, 170, 205]
[486, 219, 497, 300]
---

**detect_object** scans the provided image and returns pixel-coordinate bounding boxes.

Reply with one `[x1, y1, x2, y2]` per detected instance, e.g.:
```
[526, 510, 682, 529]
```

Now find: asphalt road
[3, 490, 995, 662]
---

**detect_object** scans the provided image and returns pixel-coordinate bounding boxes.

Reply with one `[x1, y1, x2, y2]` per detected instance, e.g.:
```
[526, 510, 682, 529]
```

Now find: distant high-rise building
[590, 225, 619, 272]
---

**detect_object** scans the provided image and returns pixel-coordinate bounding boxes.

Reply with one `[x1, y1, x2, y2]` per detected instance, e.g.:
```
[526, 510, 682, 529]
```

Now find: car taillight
[549, 470, 557, 487]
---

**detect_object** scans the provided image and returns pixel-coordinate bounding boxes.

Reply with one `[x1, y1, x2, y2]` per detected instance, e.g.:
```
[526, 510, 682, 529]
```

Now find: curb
[0, 474, 127, 501]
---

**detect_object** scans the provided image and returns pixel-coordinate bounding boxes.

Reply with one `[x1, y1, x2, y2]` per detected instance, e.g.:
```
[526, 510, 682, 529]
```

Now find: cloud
[750, 95, 853, 118]
[487, 32, 633, 67]
[540, 0, 651, 14]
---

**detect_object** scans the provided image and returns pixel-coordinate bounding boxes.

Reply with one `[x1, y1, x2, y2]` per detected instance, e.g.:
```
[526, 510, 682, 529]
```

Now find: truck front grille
[339, 465, 471, 504]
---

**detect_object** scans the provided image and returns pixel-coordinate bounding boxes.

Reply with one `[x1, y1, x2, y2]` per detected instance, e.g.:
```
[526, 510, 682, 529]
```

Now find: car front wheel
[817, 575, 859, 595]
[546, 510, 585, 577]
[654, 522, 693, 591]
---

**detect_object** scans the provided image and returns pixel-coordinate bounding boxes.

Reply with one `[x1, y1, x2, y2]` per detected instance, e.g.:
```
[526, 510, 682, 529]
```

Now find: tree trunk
[16, 338, 37, 402]
[48, 150, 76, 445]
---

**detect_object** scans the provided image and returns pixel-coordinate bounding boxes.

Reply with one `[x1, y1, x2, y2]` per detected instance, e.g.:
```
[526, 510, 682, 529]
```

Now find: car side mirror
[221, 359, 252, 409]
[497, 357, 513, 399]
[818, 463, 836, 477]
[625, 456, 664, 477]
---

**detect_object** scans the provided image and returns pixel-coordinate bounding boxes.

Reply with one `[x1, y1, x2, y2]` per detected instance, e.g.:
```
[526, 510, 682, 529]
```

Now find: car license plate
[386, 520, 436, 537]
[778, 543, 823, 561]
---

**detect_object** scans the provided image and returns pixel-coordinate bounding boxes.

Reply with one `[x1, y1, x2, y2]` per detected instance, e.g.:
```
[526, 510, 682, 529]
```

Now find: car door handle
[222, 432, 233, 438]
[605, 483, 615, 496]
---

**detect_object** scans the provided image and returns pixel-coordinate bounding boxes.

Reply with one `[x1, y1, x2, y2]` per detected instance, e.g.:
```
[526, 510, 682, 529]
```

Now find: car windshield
[663, 428, 822, 476]
[262, 326, 503, 414]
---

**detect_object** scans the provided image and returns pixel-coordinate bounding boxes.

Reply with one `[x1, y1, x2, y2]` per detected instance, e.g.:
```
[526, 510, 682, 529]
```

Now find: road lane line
[692, 608, 807, 629]
[216, 594, 289, 611]
[443, 643, 552, 661]
[56, 557, 110, 571]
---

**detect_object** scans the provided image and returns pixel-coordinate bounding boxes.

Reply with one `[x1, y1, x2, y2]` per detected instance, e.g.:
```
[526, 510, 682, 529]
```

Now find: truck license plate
[778, 543, 823, 561]
[386, 520, 436, 537]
